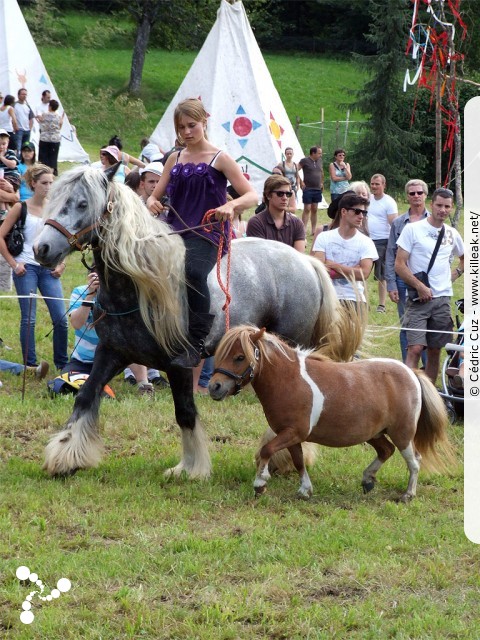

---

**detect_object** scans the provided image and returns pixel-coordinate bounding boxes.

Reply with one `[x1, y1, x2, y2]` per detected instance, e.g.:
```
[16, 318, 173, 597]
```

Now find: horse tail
[413, 370, 457, 473]
[305, 256, 366, 362]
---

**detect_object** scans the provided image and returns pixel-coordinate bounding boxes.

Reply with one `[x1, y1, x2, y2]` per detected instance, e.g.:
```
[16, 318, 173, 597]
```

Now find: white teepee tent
[0, 0, 89, 163]
[150, 0, 304, 199]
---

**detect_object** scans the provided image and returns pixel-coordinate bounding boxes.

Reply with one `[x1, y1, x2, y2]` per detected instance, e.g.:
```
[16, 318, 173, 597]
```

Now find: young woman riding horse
[209, 326, 456, 502]
[147, 98, 257, 374]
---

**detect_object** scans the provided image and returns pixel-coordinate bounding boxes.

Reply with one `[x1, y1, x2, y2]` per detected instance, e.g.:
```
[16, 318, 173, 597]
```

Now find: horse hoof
[52, 468, 79, 479]
[254, 485, 267, 498]
[397, 493, 414, 504]
[164, 464, 186, 479]
[362, 480, 375, 494]
[297, 489, 312, 500]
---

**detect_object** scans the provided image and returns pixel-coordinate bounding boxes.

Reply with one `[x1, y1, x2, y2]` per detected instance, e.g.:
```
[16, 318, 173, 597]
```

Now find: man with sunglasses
[311, 192, 378, 305]
[246, 175, 305, 252]
[386, 179, 430, 363]
[395, 187, 464, 384]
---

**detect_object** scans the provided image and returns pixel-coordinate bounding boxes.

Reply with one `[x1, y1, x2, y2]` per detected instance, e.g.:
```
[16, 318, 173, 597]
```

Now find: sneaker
[376, 304, 386, 313]
[26, 360, 50, 380]
[149, 375, 170, 389]
[35, 360, 50, 380]
[124, 375, 136, 386]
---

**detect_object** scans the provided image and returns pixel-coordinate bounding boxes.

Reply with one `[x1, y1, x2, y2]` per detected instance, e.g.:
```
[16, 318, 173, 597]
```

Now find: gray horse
[34, 165, 356, 479]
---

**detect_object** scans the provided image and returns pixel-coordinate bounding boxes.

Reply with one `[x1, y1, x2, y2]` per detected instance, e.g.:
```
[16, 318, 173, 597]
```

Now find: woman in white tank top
[0, 164, 69, 369]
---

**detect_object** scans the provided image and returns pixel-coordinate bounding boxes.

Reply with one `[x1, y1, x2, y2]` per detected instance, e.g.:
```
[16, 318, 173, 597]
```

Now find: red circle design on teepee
[233, 117, 252, 137]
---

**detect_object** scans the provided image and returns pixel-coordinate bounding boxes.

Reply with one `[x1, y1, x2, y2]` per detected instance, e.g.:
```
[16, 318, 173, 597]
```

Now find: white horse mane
[47, 166, 187, 354]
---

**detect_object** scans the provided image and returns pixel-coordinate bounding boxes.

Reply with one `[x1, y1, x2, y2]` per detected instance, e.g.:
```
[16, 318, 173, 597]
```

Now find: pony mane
[215, 325, 294, 376]
[47, 166, 187, 354]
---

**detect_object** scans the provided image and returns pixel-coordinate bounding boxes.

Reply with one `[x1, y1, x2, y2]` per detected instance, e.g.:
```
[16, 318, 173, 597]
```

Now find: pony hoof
[254, 485, 267, 498]
[297, 489, 312, 500]
[397, 493, 414, 504]
[362, 480, 375, 494]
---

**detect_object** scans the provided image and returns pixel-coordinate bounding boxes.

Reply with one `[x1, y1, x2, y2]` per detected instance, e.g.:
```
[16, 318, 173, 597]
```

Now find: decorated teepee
[0, 0, 89, 163]
[150, 0, 304, 199]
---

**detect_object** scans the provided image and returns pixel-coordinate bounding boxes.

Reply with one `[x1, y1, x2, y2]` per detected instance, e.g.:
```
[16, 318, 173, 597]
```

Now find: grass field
[0, 30, 473, 638]
[0, 217, 469, 638]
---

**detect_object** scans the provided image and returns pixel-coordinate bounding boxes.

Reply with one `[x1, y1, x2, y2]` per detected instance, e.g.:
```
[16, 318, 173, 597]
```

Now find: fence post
[320, 108, 324, 148]
[344, 109, 350, 148]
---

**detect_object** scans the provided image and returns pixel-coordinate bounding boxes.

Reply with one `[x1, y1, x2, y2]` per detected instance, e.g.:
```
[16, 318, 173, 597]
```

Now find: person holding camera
[395, 187, 464, 384]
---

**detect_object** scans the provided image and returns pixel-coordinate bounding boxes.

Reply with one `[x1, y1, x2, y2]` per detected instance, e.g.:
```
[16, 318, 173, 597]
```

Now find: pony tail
[414, 370, 457, 473]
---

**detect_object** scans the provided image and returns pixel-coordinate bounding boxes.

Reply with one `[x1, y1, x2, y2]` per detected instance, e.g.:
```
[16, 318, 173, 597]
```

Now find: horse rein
[213, 346, 260, 395]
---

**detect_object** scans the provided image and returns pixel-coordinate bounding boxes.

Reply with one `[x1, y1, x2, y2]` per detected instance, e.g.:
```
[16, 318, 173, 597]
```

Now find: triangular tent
[150, 0, 304, 199]
[0, 0, 89, 163]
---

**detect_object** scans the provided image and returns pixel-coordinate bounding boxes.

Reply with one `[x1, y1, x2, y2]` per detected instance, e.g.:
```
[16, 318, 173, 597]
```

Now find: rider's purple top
[166, 150, 229, 248]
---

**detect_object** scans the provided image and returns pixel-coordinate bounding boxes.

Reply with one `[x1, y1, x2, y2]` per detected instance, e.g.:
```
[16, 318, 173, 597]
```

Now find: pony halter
[213, 345, 260, 395]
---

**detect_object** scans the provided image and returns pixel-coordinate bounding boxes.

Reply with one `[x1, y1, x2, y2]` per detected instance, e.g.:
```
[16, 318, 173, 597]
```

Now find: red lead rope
[201, 209, 233, 331]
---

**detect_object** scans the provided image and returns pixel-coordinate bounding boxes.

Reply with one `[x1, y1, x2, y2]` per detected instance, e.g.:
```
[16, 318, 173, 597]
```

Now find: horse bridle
[43, 200, 115, 251]
[213, 345, 260, 396]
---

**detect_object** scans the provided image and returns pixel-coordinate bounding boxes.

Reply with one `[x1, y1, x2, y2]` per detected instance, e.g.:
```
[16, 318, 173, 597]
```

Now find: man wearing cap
[139, 162, 163, 203]
[13, 89, 34, 158]
[0, 128, 20, 212]
[395, 187, 464, 384]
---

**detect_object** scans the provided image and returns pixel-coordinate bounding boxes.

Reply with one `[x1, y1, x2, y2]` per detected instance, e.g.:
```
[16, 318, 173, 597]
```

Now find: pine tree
[348, 0, 427, 194]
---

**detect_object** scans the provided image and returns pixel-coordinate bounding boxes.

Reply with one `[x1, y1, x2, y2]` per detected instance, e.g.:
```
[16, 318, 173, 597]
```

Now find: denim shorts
[302, 188, 323, 205]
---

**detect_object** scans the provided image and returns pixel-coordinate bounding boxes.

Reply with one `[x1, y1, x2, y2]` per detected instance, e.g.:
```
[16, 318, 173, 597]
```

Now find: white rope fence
[1, 292, 463, 337]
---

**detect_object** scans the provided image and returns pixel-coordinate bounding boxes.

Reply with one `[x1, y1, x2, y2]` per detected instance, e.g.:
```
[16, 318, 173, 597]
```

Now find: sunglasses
[408, 190, 425, 196]
[272, 190, 293, 198]
[347, 208, 368, 216]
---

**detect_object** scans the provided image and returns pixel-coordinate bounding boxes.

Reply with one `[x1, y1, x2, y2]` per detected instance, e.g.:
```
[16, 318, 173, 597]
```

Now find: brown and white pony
[209, 326, 456, 502]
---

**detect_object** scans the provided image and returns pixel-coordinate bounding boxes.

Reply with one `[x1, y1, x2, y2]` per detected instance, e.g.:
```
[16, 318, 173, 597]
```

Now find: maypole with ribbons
[404, 0, 467, 225]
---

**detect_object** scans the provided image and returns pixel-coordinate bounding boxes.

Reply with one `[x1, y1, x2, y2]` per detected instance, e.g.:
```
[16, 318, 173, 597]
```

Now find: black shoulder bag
[407, 225, 445, 301]
[5, 201, 28, 257]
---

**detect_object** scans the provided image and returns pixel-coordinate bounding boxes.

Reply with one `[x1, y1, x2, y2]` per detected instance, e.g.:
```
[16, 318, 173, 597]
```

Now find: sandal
[376, 304, 386, 313]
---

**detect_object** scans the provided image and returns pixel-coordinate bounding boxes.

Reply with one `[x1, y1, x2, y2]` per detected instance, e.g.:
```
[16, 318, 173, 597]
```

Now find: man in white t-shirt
[312, 192, 378, 305]
[369, 173, 398, 312]
[35, 90, 51, 117]
[395, 187, 464, 384]
[13, 88, 34, 158]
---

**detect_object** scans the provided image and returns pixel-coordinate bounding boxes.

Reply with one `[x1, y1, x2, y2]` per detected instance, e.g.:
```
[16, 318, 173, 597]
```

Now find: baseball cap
[139, 162, 163, 177]
[21, 141, 35, 151]
[0, 128, 9, 136]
